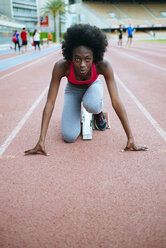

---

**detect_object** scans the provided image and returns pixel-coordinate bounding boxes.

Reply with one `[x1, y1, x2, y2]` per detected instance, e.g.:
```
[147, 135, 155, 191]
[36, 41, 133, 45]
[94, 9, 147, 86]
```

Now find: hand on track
[121, 139, 148, 152]
[24, 142, 49, 156]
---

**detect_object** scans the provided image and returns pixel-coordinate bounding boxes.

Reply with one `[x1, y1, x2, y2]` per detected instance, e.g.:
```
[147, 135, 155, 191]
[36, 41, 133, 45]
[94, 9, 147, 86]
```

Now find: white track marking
[0, 54, 166, 155]
[1, 73, 166, 156]
[109, 41, 166, 53]
[115, 74, 166, 142]
[0, 48, 60, 155]
[0, 86, 48, 156]
[111, 44, 166, 58]
[129, 47, 166, 58]
[111, 48, 166, 72]
[0, 49, 60, 80]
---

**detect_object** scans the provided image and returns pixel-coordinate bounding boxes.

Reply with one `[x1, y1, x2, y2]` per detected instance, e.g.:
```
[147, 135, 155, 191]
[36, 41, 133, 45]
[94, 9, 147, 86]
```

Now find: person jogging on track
[24, 24, 148, 156]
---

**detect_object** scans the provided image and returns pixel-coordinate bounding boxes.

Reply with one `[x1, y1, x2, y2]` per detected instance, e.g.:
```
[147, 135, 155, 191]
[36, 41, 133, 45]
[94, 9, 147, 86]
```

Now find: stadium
[69, 0, 166, 40]
[0, 1, 166, 248]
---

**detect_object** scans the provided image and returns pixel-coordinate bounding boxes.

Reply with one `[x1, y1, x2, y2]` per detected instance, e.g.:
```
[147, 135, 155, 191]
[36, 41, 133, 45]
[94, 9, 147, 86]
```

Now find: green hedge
[30, 32, 55, 42]
[40, 32, 55, 42]
[29, 32, 65, 43]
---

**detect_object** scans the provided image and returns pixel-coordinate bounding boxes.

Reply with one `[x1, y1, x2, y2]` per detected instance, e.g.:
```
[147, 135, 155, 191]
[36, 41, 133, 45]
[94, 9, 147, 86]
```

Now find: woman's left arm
[99, 60, 148, 151]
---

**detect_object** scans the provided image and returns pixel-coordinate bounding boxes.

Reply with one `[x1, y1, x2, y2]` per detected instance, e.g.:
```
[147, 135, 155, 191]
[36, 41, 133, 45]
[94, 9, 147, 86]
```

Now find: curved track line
[110, 48, 166, 72]
[115, 74, 166, 142]
[0, 86, 49, 156]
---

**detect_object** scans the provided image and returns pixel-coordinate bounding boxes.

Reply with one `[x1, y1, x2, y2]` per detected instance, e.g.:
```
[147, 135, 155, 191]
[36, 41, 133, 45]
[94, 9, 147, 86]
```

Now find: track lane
[0, 42, 165, 155]
[125, 40, 166, 52]
[0, 42, 166, 248]
[0, 50, 61, 153]
[106, 46, 166, 132]
[0, 45, 61, 72]
[109, 45, 166, 72]
[0, 52, 16, 61]
[125, 46, 166, 58]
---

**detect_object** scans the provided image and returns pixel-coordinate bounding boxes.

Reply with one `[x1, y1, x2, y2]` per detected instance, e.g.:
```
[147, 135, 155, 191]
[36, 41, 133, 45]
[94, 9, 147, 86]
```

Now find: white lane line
[110, 48, 166, 73]
[111, 44, 166, 58]
[1, 65, 165, 156]
[109, 41, 166, 53]
[130, 47, 166, 58]
[0, 86, 48, 156]
[0, 49, 60, 80]
[0, 48, 60, 155]
[115, 74, 166, 142]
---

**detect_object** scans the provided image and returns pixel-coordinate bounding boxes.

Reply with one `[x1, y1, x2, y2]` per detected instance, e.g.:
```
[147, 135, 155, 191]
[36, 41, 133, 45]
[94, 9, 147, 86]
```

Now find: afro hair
[62, 24, 108, 64]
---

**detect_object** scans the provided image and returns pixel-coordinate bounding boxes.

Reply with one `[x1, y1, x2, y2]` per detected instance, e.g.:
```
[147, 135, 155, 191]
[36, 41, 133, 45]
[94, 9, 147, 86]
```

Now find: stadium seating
[83, 1, 166, 28]
[144, 3, 166, 18]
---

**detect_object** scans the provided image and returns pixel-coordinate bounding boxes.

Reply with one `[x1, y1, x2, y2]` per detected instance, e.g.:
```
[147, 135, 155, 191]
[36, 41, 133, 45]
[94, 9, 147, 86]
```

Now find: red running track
[0, 41, 166, 248]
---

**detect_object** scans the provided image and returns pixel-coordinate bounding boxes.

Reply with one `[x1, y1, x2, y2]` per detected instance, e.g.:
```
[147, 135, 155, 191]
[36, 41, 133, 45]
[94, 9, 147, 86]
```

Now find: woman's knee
[83, 100, 103, 114]
[83, 81, 103, 114]
[62, 129, 80, 143]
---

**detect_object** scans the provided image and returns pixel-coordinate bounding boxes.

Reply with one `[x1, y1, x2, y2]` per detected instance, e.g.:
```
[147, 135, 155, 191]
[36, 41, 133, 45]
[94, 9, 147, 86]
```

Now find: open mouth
[80, 69, 87, 74]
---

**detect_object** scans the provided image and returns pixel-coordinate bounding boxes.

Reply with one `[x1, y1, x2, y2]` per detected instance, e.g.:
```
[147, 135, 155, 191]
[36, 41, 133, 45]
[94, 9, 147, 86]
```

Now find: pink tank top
[67, 61, 98, 85]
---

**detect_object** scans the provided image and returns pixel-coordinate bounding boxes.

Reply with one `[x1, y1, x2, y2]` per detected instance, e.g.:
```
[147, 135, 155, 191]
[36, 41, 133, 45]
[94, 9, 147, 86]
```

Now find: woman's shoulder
[53, 59, 70, 77]
[96, 59, 112, 74]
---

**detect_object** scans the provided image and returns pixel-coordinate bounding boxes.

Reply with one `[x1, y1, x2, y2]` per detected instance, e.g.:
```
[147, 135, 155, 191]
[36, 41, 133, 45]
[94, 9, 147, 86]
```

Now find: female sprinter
[25, 24, 148, 155]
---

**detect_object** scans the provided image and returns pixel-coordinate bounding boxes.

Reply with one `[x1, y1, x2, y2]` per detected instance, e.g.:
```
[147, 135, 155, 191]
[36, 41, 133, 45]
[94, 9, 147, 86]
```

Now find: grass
[138, 39, 166, 43]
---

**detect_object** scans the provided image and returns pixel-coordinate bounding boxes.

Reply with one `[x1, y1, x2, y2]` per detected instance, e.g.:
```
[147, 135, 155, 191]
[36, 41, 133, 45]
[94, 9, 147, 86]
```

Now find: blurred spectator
[126, 24, 135, 48]
[33, 29, 41, 51]
[150, 30, 156, 39]
[48, 32, 53, 46]
[117, 24, 123, 48]
[12, 30, 21, 54]
[21, 28, 28, 53]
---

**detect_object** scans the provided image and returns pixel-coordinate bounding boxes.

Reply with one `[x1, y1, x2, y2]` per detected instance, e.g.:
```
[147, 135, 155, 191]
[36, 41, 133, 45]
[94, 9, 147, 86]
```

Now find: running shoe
[94, 112, 107, 131]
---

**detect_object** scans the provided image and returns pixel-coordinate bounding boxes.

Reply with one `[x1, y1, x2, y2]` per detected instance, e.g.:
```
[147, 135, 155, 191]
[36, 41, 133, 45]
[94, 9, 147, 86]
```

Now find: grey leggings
[61, 79, 103, 142]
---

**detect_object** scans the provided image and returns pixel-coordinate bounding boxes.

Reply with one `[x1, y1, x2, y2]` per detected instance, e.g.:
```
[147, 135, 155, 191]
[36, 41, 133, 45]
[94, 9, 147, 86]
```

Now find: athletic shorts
[22, 41, 27, 46]
[128, 35, 133, 38]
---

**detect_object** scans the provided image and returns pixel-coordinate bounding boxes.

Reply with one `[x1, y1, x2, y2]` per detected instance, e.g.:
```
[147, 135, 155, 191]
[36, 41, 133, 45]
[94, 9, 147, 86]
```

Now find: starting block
[81, 104, 93, 140]
[81, 103, 110, 140]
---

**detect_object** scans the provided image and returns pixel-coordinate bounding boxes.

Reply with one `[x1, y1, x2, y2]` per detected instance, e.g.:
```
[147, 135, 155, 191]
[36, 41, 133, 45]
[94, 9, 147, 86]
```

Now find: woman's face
[72, 46, 94, 78]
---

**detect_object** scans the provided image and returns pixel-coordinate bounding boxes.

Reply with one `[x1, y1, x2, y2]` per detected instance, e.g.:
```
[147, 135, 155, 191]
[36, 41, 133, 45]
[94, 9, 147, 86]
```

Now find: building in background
[0, 0, 38, 46]
[0, 0, 38, 32]
[0, 13, 25, 46]
[37, 0, 51, 33]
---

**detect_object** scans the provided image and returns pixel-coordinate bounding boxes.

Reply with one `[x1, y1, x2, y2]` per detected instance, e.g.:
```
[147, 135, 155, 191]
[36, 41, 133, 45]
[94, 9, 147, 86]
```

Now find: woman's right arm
[24, 60, 67, 155]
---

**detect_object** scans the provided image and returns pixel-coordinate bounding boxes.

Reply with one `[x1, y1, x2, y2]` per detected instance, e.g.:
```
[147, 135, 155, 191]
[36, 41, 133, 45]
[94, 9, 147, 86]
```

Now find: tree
[41, 0, 67, 42]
